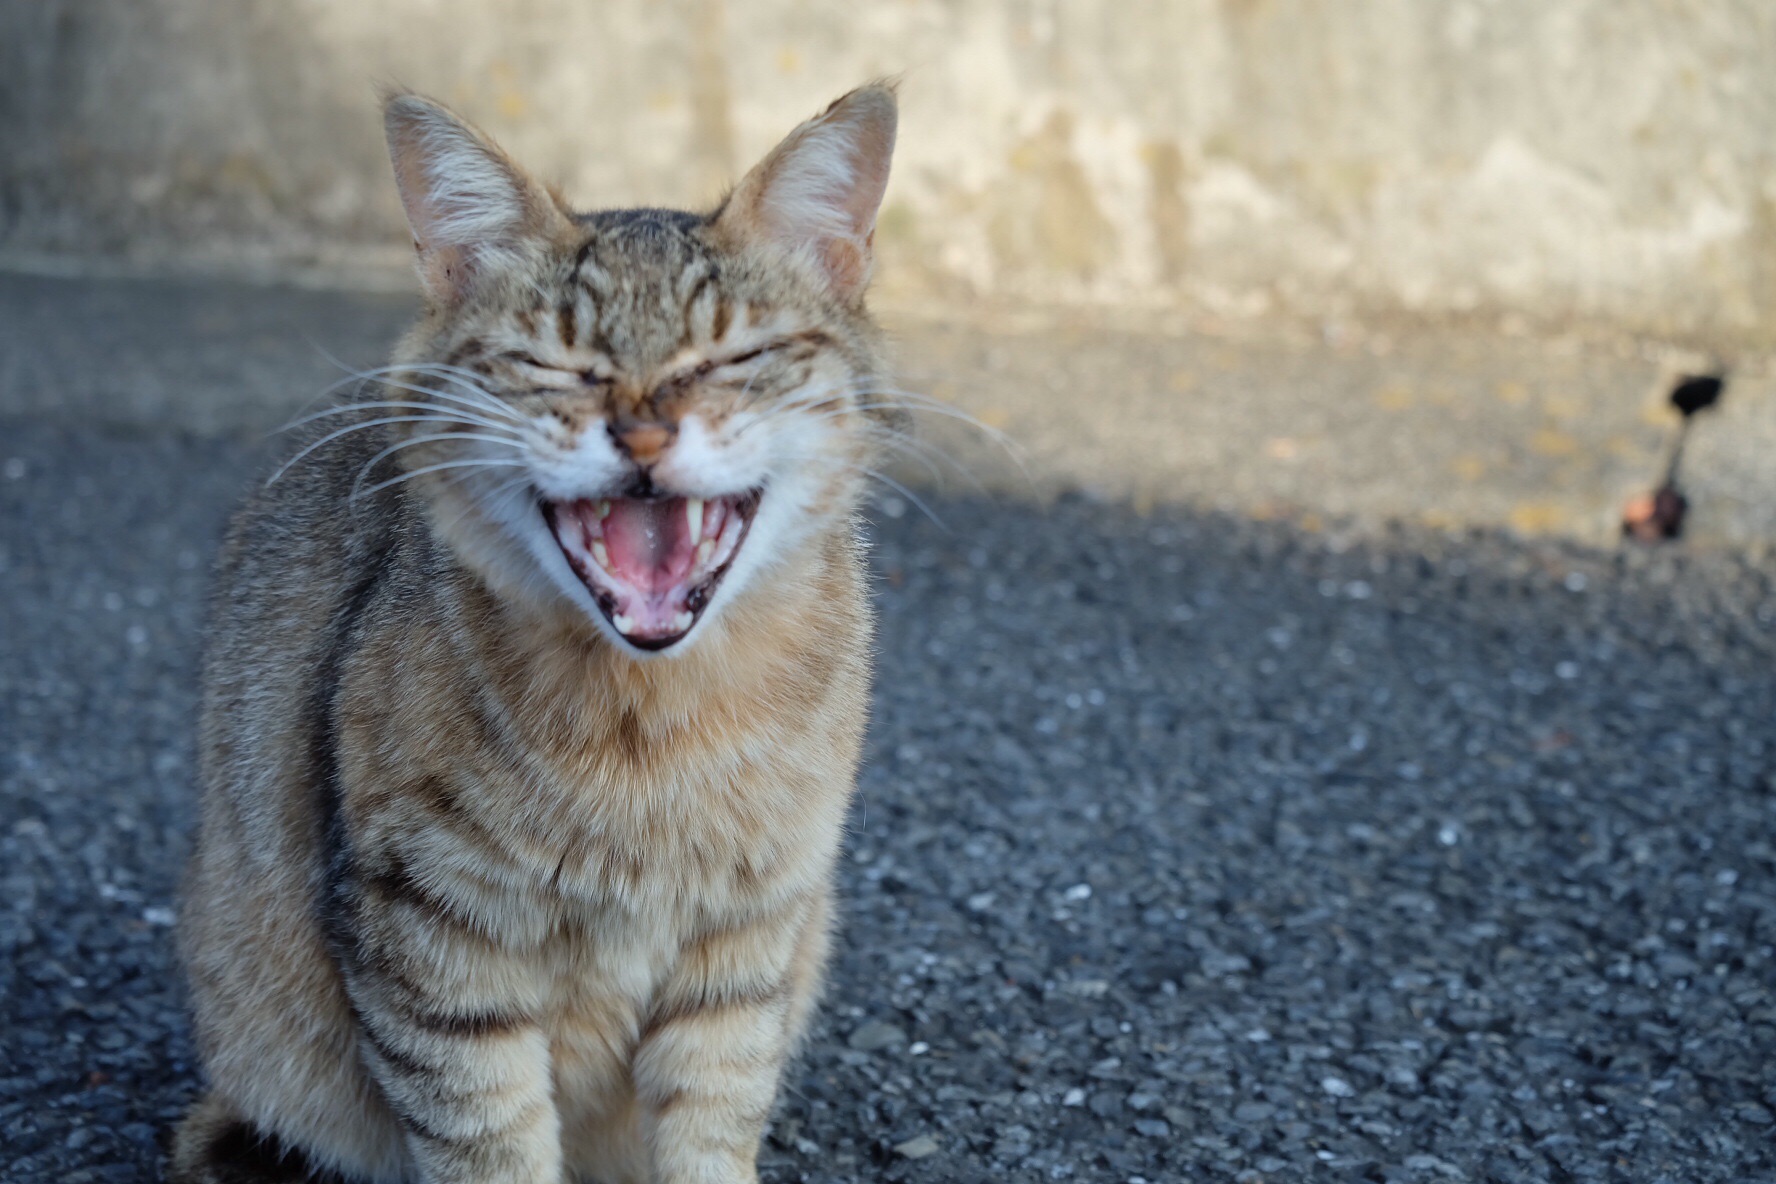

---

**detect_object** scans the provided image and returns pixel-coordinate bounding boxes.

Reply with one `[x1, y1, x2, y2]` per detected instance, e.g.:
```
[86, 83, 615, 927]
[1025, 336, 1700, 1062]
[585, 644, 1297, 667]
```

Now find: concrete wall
[4, 1, 1775, 343]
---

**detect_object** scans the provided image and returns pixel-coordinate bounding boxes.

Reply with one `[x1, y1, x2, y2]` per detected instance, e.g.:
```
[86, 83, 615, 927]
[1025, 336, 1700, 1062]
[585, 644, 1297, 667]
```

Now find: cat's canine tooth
[591, 541, 611, 570]
[594, 499, 611, 519]
[672, 611, 694, 632]
[611, 613, 635, 634]
[685, 497, 704, 543]
[696, 539, 715, 567]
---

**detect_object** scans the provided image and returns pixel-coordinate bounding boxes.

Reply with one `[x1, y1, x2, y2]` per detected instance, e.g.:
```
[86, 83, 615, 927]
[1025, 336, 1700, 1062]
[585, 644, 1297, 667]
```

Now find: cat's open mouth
[543, 491, 761, 650]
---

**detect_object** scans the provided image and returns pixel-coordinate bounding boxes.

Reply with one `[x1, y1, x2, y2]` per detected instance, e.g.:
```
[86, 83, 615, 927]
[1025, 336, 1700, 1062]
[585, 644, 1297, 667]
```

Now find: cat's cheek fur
[693, 470, 840, 646]
[511, 501, 621, 636]
[653, 414, 762, 500]
[526, 417, 632, 504]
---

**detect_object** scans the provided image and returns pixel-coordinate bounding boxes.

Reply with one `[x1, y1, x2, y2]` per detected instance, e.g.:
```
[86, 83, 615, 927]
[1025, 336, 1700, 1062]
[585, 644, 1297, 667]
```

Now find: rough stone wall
[3, 0, 1774, 342]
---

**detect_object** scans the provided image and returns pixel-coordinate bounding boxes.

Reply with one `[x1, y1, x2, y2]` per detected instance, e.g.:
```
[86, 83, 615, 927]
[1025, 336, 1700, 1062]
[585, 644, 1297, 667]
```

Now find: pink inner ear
[821, 237, 870, 294]
[383, 93, 566, 304]
[722, 85, 898, 300]
[832, 118, 895, 242]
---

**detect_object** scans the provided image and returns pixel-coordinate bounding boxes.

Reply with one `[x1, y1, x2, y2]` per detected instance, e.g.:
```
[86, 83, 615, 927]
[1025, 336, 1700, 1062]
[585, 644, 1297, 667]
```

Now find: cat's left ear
[383, 92, 569, 304]
[714, 82, 898, 304]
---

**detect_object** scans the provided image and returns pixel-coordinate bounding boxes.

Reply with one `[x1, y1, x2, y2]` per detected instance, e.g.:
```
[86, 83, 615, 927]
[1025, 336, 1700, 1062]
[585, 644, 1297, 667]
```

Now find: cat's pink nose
[613, 422, 674, 466]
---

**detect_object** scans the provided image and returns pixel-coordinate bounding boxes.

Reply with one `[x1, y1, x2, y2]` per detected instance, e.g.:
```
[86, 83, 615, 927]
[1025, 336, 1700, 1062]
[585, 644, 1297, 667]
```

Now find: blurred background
[5, 5, 1776, 1183]
[2, 0, 1775, 543]
[5, 0, 1776, 339]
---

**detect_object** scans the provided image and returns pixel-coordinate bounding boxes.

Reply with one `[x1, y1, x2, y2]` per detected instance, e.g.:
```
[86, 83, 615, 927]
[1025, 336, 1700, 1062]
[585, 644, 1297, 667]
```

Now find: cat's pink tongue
[600, 497, 694, 591]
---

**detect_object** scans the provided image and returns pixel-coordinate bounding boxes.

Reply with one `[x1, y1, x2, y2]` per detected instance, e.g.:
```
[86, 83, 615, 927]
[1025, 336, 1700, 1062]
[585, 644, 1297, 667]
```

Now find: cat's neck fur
[443, 516, 865, 746]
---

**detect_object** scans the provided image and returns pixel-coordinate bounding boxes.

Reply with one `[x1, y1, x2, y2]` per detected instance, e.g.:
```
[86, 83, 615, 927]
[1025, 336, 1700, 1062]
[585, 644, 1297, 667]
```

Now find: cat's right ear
[712, 82, 899, 305]
[383, 92, 567, 304]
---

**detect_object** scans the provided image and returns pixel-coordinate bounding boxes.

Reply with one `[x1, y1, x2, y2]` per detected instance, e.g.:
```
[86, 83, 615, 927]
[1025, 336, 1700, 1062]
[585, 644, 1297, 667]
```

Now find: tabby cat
[169, 82, 899, 1184]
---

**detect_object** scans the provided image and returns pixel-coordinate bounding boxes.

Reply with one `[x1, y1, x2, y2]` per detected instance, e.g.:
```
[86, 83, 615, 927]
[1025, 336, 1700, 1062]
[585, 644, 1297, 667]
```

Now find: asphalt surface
[3, 275, 1776, 1183]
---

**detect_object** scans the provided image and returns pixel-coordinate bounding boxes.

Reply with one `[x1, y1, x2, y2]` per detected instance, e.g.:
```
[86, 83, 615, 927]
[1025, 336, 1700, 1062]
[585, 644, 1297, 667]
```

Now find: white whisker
[279, 397, 522, 437]
[392, 364, 528, 423]
[359, 375, 532, 428]
[860, 428, 990, 491]
[351, 458, 529, 501]
[295, 355, 525, 429]
[266, 414, 515, 486]
[350, 432, 530, 500]
[777, 450, 948, 530]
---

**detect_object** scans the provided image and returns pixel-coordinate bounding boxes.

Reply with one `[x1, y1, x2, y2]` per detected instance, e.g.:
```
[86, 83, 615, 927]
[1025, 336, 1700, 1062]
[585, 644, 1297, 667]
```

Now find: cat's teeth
[696, 538, 714, 567]
[591, 541, 611, 570]
[612, 613, 635, 634]
[595, 499, 611, 519]
[672, 611, 694, 632]
[686, 497, 704, 543]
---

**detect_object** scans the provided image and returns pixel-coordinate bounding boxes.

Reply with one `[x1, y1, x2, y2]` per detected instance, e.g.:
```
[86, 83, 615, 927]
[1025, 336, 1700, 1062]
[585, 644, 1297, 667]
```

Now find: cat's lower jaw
[543, 489, 761, 651]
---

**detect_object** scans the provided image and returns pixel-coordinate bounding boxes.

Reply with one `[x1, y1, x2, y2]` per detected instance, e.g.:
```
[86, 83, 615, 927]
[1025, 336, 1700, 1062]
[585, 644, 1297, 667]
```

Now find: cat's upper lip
[542, 490, 761, 651]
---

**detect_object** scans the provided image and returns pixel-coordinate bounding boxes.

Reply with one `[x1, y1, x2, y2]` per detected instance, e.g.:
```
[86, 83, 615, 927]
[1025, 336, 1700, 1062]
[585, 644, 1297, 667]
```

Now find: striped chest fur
[172, 82, 899, 1184]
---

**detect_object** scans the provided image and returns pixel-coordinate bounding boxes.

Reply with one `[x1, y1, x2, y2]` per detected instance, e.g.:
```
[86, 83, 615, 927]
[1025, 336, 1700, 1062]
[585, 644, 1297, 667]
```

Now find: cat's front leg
[333, 853, 564, 1184]
[634, 892, 833, 1184]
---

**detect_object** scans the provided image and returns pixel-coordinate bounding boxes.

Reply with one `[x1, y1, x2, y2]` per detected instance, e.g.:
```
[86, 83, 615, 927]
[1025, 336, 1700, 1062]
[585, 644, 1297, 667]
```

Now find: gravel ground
[3, 416, 1775, 1183]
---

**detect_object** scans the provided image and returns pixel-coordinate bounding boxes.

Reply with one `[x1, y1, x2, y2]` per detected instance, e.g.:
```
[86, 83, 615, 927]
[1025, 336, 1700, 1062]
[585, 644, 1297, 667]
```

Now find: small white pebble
[1245, 1028, 1271, 1042]
[1321, 1076, 1356, 1098]
[143, 906, 176, 926]
[1063, 883, 1092, 902]
[1345, 580, 1373, 600]
[908, 1041, 929, 1055]
[1564, 571, 1588, 592]
[1438, 823, 1460, 847]
[891, 1134, 939, 1160]
[126, 625, 149, 647]
[966, 891, 997, 912]
[1555, 660, 1580, 680]
[1716, 868, 1739, 886]
[1062, 1087, 1086, 1106]
[1316, 1149, 1337, 1161]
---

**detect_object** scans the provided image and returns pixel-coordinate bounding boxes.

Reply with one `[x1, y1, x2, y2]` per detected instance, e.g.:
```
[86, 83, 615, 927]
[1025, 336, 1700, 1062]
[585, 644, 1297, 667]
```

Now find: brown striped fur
[171, 84, 900, 1184]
